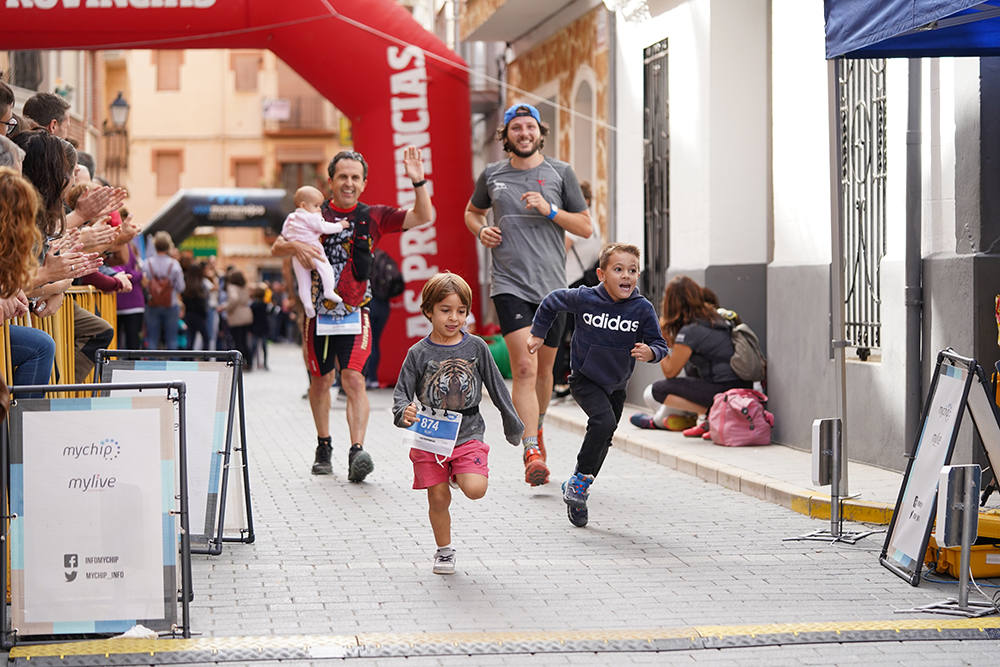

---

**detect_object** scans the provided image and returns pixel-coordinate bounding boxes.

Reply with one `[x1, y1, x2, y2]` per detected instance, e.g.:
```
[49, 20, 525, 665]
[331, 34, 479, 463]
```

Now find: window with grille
[839, 58, 887, 360]
[642, 38, 669, 310]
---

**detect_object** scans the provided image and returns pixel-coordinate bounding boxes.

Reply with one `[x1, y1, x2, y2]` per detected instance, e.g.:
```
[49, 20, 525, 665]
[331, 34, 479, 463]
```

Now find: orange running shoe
[523, 446, 550, 486]
[536, 426, 547, 460]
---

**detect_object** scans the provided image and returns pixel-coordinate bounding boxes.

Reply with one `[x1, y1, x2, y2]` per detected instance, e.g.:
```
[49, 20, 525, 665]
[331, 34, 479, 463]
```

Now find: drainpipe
[904, 59, 923, 457]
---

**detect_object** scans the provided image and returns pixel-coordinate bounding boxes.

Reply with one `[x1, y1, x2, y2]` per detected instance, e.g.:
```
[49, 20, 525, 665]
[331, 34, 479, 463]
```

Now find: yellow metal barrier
[0, 286, 118, 395]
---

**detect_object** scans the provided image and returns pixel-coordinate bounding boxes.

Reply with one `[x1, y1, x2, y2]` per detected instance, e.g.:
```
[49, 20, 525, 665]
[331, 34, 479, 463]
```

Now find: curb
[545, 407, 1000, 533]
[11, 618, 1000, 663]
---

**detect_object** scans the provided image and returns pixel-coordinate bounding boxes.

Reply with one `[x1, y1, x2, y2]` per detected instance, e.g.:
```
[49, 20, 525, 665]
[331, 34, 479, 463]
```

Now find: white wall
[614, 0, 768, 271]
[707, 0, 769, 266]
[614, 1, 709, 264]
[770, 0, 831, 266]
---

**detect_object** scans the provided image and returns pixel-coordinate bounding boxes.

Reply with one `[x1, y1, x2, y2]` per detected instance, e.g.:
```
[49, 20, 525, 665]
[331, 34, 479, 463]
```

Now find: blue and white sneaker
[562, 472, 594, 527]
[562, 472, 594, 508]
[566, 502, 588, 527]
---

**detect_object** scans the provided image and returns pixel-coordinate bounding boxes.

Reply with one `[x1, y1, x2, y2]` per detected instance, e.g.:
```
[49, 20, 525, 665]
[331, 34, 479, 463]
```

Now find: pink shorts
[410, 439, 490, 489]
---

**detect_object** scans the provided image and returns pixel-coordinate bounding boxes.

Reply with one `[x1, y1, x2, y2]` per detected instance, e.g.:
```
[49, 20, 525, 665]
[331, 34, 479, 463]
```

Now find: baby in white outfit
[281, 185, 350, 319]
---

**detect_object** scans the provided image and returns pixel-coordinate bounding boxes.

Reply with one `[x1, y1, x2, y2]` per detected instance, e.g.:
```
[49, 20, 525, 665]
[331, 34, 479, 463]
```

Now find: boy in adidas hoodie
[527, 243, 668, 527]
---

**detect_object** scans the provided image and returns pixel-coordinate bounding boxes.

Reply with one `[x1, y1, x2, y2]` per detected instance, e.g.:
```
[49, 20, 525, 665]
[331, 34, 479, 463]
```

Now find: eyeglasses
[2, 116, 16, 136]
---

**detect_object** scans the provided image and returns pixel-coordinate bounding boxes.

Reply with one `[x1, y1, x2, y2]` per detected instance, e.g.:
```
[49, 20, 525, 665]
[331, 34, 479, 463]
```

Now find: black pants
[116, 312, 144, 351]
[230, 325, 251, 367]
[184, 309, 209, 350]
[569, 374, 626, 477]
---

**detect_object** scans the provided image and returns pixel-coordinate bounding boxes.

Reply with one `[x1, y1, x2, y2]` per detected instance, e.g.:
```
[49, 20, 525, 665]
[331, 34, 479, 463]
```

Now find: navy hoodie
[531, 284, 669, 391]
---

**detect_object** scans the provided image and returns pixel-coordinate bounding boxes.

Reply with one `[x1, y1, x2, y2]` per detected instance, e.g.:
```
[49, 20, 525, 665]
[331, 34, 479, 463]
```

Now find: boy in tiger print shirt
[393, 273, 523, 575]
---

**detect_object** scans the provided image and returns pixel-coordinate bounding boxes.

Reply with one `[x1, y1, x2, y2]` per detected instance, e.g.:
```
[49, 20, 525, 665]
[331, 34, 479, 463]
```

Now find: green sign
[180, 235, 218, 258]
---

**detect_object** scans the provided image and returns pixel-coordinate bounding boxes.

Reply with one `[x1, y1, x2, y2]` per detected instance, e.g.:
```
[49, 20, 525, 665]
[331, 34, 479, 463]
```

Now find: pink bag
[708, 388, 774, 446]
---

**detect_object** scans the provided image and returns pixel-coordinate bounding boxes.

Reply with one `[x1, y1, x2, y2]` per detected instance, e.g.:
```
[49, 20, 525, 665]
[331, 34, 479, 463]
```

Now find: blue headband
[503, 103, 541, 126]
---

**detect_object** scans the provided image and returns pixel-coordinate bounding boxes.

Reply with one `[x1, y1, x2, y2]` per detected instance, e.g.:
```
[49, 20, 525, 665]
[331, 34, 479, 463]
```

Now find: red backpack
[147, 268, 173, 307]
[708, 388, 774, 446]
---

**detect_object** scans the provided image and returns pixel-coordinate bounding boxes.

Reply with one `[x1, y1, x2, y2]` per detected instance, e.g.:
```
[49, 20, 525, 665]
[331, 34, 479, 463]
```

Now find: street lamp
[103, 92, 130, 186]
[109, 92, 130, 128]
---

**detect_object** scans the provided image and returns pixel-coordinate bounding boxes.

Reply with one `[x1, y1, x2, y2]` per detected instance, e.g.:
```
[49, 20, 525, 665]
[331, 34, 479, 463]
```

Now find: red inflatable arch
[1, 0, 475, 386]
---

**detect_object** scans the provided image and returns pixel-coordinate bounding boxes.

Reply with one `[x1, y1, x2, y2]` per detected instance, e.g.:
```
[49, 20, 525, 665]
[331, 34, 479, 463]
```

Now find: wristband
[477, 226, 487, 242]
[546, 203, 558, 220]
[412, 179, 427, 188]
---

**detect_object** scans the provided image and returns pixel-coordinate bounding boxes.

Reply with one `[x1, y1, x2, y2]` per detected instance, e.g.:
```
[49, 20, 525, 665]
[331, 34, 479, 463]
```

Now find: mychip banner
[8, 396, 178, 635]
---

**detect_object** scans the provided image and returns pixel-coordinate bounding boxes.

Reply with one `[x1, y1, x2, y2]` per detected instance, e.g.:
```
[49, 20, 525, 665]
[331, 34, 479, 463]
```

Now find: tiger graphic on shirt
[418, 357, 478, 411]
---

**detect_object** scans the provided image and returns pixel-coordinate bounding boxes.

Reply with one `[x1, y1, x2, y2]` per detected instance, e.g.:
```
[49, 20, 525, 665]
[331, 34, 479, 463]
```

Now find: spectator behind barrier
[0, 82, 17, 139]
[112, 240, 145, 351]
[0, 135, 24, 171]
[0, 166, 55, 398]
[22, 91, 70, 138]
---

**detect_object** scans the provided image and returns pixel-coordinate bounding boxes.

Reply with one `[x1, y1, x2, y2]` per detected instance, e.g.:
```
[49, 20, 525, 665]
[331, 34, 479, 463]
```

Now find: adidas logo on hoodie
[581, 312, 640, 332]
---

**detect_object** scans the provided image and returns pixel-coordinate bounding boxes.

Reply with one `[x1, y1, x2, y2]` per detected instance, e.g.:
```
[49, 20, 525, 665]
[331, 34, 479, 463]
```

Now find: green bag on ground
[484, 334, 511, 379]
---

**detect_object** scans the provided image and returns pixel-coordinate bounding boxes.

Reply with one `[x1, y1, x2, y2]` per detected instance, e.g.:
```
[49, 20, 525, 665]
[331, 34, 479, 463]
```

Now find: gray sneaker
[347, 444, 374, 482]
[433, 547, 456, 575]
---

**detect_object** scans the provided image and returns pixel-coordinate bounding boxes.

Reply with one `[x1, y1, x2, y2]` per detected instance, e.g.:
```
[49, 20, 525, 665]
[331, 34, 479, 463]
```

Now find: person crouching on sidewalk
[393, 272, 524, 574]
[527, 243, 668, 527]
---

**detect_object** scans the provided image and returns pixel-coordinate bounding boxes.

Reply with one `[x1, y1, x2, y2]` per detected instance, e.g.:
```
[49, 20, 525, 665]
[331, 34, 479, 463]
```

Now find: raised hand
[402, 145, 425, 183]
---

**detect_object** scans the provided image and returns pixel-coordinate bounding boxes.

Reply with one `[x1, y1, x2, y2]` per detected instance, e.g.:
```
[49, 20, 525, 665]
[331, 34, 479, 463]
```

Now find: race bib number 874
[401, 404, 461, 457]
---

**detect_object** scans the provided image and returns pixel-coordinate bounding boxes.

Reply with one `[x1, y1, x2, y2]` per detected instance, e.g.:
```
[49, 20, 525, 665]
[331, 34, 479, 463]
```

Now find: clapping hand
[74, 186, 127, 222]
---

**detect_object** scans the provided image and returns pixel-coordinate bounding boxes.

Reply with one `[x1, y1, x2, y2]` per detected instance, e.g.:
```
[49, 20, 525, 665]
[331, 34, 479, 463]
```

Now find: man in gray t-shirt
[465, 102, 592, 487]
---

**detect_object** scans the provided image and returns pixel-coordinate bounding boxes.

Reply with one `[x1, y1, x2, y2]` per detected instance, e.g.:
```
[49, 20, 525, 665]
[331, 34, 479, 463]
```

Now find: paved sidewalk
[546, 398, 905, 523]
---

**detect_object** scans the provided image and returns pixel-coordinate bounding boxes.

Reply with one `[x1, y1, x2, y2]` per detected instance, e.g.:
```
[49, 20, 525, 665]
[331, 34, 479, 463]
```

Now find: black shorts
[492, 293, 565, 348]
[651, 376, 750, 410]
[303, 309, 371, 377]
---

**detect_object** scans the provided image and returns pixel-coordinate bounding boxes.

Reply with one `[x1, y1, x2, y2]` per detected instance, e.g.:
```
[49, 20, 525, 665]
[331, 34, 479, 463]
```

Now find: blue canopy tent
[822, 0, 1000, 527]
[826, 0, 1000, 58]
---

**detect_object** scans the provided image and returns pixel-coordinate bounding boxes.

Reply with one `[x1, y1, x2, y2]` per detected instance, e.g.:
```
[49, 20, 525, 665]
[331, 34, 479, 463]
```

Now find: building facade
[106, 48, 349, 281]
[463, 0, 1000, 471]
[2, 49, 104, 162]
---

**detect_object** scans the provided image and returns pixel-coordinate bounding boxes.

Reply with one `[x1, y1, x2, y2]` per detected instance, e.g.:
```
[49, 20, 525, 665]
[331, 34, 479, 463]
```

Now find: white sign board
[10, 396, 177, 635]
[879, 353, 998, 586]
[108, 361, 233, 544]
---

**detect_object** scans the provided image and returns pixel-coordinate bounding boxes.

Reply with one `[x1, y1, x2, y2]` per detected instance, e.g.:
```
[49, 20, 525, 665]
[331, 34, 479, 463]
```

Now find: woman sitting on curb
[630, 276, 750, 436]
